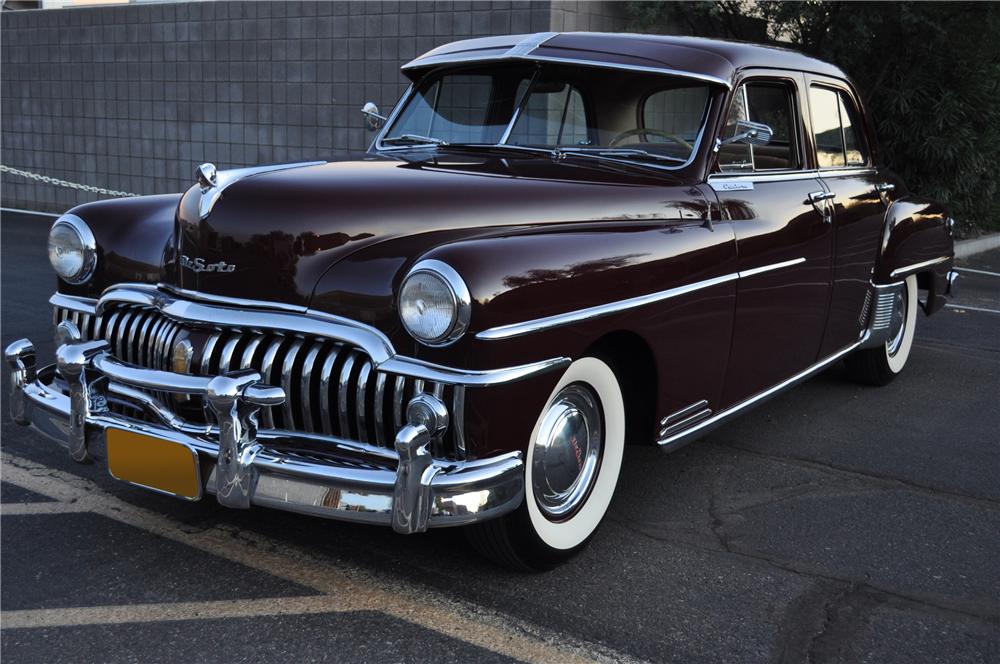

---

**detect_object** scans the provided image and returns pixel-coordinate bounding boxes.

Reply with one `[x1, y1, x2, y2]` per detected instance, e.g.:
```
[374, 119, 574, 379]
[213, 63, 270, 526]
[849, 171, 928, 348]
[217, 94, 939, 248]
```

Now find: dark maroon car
[7, 33, 956, 569]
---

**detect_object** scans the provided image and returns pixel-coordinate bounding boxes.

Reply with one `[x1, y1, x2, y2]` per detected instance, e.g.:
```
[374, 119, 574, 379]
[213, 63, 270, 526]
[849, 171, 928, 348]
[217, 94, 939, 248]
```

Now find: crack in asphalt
[716, 443, 1000, 511]
[609, 516, 1000, 625]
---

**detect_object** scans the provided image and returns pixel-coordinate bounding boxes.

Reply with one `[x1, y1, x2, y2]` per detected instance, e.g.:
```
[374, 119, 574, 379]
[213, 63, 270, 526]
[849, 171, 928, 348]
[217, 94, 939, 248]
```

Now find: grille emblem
[180, 255, 236, 273]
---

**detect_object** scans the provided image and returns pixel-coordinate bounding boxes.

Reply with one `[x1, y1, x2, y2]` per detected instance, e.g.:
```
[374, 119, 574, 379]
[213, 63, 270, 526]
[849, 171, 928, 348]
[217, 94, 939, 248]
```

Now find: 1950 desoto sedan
[7, 33, 957, 569]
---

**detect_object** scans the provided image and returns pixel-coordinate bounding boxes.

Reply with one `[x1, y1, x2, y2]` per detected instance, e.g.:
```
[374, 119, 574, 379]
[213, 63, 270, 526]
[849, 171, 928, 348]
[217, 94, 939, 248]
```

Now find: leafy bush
[626, 1, 1000, 235]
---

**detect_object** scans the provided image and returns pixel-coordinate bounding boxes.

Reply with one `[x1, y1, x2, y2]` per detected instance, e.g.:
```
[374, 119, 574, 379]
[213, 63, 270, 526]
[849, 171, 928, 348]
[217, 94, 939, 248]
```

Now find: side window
[809, 85, 869, 168]
[507, 81, 589, 147]
[718, 82, 800, 172]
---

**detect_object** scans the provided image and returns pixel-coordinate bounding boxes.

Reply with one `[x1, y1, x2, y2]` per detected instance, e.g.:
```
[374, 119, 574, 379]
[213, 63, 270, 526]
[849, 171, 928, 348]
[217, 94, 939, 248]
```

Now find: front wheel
[845, 274, 918, 386]
[465, 356, 626, 571]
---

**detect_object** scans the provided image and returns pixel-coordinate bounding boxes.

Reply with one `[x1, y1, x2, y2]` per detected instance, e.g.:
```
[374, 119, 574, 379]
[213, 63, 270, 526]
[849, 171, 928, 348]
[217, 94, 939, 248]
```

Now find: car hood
[168, 153, 704, 307]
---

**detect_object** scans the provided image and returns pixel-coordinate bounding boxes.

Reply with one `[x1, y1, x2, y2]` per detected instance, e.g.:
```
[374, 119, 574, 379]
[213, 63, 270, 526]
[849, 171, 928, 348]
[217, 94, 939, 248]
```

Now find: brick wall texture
[1, 0, 644, 213]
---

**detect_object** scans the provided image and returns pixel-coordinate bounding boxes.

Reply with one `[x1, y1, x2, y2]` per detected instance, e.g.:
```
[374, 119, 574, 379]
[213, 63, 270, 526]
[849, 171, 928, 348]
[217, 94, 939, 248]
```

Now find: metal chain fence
[1, 165, 139, 198]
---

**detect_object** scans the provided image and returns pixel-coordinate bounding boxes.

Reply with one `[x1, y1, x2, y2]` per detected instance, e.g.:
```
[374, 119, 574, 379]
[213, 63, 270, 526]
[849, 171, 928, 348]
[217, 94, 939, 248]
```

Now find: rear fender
[876, 196, 954, 315]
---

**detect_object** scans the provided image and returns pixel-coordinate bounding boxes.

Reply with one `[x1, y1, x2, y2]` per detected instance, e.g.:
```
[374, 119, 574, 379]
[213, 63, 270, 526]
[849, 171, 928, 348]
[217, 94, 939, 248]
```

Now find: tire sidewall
[886, 274, 918, 374]
[524, 356, 625, 551]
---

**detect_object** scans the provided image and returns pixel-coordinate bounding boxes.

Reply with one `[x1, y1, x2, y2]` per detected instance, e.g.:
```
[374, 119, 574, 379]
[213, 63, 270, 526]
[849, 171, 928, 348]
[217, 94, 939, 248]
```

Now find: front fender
[55, 194, 181, 299]
[877, 196, 954, 314]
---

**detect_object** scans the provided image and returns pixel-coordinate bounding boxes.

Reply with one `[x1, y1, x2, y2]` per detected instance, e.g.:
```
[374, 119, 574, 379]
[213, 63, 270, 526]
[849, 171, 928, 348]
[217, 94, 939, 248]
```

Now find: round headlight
[398, 260, 471, 346]
[47, 214, 96, 284]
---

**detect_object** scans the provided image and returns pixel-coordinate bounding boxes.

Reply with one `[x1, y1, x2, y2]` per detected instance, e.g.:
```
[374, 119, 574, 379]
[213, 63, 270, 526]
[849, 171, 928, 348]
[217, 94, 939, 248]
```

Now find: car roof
[402, 32, 849, 88]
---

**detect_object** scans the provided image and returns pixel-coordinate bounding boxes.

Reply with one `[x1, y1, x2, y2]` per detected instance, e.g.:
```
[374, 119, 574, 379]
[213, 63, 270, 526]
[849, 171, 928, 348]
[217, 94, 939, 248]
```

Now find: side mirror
[362, 102, 387, 132]
[721, 119, 773, 147]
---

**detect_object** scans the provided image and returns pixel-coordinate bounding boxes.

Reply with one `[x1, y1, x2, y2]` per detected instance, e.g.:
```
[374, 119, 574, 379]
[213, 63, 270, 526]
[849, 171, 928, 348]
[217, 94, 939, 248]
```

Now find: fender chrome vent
[658, 400, 712, 441]
[871, 290, 897, 331]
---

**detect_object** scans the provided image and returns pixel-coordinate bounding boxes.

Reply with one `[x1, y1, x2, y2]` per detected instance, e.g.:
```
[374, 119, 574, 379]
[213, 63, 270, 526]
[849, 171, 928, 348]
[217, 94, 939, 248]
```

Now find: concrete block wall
[0, 1, 638, 212]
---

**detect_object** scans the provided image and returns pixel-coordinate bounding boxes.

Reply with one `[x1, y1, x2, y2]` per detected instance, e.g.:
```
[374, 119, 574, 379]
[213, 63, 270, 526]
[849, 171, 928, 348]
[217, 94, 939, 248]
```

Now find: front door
[710, 73, 836, 406]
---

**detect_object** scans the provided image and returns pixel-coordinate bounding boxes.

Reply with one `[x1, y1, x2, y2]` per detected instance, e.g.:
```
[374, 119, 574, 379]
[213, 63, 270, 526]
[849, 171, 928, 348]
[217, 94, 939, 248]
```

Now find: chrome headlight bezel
[47, 214, 97, 285]
[398, 259, 471, 347]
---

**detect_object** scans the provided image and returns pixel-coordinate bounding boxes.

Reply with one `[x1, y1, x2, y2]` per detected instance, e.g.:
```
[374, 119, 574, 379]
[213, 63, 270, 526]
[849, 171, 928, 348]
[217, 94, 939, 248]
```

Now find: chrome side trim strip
[709, 171, 817, 183]
[658, 337, 865, 452]
[738, 257, 806, 279]
[476, 273, 739, 341]
[889, 256, 950, 279]
[817, 167, 877, 178]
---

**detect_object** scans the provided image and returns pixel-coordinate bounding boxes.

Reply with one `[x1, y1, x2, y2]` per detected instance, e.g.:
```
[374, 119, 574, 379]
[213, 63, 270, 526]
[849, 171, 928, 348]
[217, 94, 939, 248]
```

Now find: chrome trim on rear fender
[889, 256, 950, 279]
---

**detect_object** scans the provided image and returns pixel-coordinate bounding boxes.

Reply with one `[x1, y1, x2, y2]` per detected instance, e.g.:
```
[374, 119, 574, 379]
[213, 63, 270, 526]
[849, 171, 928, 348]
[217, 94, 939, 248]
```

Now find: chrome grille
[55, 304, 463, 457]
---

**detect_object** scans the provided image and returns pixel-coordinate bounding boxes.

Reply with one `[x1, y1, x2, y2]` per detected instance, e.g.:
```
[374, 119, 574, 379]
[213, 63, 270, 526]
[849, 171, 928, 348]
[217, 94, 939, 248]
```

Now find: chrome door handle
[808, 191, 836, 203]
[807, 191, 836, 224]
[875, 182, 895, 204]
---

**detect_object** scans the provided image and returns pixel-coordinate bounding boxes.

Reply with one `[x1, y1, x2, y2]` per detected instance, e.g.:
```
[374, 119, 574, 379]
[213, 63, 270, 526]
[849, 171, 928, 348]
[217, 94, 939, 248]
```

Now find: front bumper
[5, 337, 524, 533]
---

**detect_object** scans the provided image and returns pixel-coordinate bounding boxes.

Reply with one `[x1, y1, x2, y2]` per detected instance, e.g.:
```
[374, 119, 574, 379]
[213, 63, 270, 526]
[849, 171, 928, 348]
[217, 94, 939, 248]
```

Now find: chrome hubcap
[531, 383, 603, 520]
[886, 285, 908, 357]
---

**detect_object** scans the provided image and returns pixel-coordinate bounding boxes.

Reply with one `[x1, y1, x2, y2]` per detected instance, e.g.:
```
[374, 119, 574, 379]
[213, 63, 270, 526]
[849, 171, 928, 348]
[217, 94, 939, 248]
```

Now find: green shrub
[626, 1, 1000, 235]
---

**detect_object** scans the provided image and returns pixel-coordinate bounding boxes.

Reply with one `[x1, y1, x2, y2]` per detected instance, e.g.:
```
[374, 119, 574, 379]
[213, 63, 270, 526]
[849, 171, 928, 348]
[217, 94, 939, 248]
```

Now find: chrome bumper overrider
[5, 337, 525, 533]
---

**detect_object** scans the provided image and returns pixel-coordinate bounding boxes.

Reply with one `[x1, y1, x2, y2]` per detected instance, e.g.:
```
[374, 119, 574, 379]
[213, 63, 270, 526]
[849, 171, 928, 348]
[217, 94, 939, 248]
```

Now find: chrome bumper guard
[5, 337, 524, 533]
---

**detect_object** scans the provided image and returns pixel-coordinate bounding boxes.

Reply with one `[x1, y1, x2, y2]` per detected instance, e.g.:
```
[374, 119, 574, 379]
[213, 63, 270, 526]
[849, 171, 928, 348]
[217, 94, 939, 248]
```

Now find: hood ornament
[194, 161, 326, 221]
[196, 163, 218, 191]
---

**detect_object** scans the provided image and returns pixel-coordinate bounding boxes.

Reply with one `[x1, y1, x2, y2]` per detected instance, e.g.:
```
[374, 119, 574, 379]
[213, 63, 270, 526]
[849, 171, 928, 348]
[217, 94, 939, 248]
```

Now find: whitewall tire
[465, 355, 626, 570]
[845, 274, 918, 385]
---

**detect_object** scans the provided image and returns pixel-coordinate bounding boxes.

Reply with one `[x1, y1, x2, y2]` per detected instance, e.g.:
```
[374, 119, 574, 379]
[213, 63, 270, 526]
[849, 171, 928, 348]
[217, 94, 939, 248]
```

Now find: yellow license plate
[106, 428, 201, 501]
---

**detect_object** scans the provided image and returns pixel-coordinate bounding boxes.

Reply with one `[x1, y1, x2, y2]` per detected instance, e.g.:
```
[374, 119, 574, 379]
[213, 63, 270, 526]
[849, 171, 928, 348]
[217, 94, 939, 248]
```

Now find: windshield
[380, 63, 713, 167]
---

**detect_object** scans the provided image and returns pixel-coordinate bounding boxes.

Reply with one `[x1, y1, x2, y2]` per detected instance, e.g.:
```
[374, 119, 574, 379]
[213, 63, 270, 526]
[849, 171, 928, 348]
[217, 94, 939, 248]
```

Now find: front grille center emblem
[180, 255, 236, 273]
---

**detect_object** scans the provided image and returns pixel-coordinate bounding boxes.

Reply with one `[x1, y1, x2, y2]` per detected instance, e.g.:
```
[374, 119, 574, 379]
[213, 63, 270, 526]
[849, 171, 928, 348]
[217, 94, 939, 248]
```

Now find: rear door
[709, 71, 835, 405]
[804, 78, 893, 356]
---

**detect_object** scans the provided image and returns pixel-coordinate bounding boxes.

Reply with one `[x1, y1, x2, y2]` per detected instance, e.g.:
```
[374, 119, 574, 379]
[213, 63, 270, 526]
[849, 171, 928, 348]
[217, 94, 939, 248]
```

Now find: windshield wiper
[446, 143, 561, 158]
[382, 134, 449, 146]
[561, 147, 686, 164]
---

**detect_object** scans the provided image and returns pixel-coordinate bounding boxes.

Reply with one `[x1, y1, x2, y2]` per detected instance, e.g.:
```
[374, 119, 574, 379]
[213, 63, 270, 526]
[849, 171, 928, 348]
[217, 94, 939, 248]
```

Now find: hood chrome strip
[197, 161, 325, 220]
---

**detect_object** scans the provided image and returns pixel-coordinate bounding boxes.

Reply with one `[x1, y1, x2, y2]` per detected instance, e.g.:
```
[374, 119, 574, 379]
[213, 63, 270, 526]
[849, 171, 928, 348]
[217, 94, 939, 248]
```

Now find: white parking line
[954, 267, 1000, 278]
[946, 303, 1000, 315]
[2, 596, 354, 629]
[0, 454, 643, 664]
[0, 207, 58, 218]
[1, 502, 91, 516]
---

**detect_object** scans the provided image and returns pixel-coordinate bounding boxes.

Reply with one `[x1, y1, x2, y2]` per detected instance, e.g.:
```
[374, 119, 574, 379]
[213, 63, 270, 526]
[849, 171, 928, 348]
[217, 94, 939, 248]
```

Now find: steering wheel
[608, 127, 693, 151]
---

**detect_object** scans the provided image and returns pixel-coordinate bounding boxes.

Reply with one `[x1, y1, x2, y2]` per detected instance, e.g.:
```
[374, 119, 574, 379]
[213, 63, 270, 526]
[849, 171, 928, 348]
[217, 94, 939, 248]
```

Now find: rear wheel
[465, 356, 625, 571]
[845, 274, 918, 386]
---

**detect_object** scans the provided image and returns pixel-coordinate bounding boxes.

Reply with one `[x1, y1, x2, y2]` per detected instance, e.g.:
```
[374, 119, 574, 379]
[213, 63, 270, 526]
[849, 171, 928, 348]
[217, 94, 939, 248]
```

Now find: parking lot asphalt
[2, 209, 998, 663]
